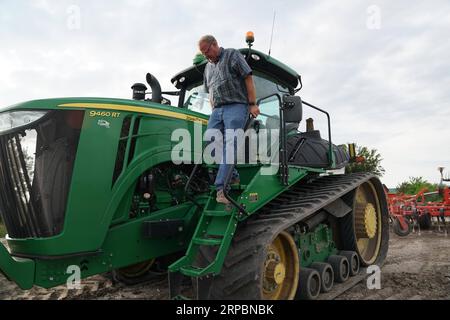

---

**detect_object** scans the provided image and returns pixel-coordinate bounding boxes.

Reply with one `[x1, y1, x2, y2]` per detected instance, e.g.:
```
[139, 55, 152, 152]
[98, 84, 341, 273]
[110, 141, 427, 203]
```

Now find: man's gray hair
[198, 35, 217, 46]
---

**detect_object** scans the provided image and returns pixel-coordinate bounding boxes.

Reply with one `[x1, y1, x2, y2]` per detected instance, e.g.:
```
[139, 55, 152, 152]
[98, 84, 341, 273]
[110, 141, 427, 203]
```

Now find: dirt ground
[338, 230, 450, 300]
[1, 230, 449, 300]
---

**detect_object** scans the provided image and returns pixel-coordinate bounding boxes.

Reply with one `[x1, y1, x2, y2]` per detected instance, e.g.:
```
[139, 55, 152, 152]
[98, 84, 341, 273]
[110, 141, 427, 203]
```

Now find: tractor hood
[0, 97, 208, 257]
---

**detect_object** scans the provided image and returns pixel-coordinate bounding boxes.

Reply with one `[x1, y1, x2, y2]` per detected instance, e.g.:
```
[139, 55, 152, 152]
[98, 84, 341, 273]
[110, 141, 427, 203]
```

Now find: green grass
[0, 223, 6, 238]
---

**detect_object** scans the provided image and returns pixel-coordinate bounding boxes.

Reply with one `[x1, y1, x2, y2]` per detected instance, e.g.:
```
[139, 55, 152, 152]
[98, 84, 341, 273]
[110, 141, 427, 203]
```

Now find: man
[198, 35, 260, 204]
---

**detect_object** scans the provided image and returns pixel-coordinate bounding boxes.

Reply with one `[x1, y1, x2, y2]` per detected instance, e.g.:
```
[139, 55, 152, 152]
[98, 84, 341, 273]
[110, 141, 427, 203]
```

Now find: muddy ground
[1, 230, 449, 300]
[338, 230, 450, 300]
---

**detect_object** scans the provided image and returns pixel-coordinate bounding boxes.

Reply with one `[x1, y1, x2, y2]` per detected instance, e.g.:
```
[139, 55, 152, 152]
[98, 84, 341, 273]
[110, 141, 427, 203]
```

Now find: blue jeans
[206, 103, 249, 191]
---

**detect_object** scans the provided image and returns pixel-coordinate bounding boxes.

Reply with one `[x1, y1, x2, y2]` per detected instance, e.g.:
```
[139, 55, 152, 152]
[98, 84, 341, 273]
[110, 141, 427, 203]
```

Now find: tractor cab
[172, 48, 300, 129]
[169, 45, 349, 173]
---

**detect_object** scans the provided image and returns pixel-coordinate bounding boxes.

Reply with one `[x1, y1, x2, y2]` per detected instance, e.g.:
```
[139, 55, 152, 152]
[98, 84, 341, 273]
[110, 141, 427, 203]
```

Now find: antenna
[268, 10, 277, 56]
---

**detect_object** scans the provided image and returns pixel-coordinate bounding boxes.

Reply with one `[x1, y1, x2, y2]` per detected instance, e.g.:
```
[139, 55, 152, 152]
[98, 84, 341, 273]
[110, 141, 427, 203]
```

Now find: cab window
[183, 72, 290, 123]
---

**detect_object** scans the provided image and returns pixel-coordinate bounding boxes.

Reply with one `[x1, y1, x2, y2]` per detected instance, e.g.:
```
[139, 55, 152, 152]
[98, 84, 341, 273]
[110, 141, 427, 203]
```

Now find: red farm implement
[386, 168, 450, 237]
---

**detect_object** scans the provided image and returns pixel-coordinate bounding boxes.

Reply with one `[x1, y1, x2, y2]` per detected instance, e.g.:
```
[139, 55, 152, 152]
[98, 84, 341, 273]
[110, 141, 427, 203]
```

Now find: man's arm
[245, 75, 260, 118]
[230, 49, 260, 118]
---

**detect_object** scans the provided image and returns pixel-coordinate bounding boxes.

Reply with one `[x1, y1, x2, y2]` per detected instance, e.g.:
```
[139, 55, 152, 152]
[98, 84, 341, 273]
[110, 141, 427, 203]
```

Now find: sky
[0, 0, 449, 188]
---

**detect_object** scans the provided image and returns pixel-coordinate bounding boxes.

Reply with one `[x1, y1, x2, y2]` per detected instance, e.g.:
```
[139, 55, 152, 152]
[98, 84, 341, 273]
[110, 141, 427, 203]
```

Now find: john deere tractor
[0, 35, 389, 300]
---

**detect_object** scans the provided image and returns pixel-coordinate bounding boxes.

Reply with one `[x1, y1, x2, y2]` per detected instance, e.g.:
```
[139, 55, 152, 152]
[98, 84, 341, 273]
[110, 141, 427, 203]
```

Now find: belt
[214, 102, 247, 109]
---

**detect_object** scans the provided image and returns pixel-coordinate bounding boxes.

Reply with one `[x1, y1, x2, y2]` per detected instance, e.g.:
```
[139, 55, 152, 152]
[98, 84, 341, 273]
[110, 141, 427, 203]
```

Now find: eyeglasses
[201, 42, 213, 56]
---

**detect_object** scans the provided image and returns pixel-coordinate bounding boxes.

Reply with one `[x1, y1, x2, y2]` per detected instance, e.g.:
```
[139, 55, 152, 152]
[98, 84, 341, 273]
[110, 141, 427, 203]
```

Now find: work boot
[216, 190, 231, 205]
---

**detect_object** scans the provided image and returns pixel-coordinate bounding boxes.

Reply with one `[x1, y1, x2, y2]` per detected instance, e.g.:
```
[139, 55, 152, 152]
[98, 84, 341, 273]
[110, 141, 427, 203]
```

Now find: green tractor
[0, 36, 389, 300]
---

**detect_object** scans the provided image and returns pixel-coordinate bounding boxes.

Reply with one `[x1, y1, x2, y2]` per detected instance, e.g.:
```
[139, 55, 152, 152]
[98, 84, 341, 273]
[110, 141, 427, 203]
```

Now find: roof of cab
[171, 48, 300, 90]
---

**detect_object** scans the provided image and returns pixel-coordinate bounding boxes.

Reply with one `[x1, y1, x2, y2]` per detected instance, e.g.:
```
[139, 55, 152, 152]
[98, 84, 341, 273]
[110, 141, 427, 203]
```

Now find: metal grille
[0, 110, 83, 239]
[0, 133, 39, 238]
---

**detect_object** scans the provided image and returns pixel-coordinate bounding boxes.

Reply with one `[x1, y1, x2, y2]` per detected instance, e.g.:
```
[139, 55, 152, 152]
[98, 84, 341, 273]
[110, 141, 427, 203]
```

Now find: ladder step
[204, 210, 232, 217]
[180, 266, 205, 277]
[193, 237, 223, 246]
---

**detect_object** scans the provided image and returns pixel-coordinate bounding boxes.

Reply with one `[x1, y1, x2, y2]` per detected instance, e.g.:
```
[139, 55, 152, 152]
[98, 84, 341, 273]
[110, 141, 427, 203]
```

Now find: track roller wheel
[340, 179, 389, 267]
[327, 255, 349, 283]
[261, 231, 300, 300]
[310, 262, 334, 293]
[339, 251, 360, 276]
[296, 268, 321, 300]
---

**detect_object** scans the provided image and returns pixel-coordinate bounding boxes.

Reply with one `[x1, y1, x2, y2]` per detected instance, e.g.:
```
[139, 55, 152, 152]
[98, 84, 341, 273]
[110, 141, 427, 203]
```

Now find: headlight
[0, 110, 48, 133]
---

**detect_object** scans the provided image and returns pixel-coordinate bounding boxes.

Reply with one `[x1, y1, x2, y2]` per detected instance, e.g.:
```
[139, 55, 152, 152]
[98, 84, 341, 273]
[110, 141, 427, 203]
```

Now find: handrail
[256, 93, 286, 185]
[302, 100, 334, 168]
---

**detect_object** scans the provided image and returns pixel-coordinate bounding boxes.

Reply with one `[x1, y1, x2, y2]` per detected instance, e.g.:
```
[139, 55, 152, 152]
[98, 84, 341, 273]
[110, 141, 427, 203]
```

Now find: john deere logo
[97, 119, 110, 128]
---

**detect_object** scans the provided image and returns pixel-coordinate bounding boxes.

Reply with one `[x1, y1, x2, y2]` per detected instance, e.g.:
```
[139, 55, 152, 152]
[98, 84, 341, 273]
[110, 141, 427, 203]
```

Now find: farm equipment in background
[387, 168, 450, 237]
[386, 191, 416, 237]
[0, 33, 390, 300]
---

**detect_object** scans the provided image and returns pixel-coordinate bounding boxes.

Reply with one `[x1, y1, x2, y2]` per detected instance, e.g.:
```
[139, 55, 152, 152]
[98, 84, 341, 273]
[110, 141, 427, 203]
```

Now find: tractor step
[180, 266, 205, 277]
[192, 237, 223, 246]
[168, 193, 240, 293]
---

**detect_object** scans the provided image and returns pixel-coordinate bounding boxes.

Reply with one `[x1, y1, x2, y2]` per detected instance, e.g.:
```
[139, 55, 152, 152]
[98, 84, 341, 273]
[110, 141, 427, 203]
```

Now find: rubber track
[199, 172, 379, 299]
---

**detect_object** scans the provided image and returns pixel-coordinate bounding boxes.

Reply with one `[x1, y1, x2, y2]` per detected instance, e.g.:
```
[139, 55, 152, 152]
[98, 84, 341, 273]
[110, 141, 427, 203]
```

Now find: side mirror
[282, 95, 302, 123]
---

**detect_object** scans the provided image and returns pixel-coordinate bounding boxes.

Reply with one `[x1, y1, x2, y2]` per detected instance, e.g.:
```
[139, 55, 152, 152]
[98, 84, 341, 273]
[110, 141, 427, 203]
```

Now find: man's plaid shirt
[203, 48, 253, 108]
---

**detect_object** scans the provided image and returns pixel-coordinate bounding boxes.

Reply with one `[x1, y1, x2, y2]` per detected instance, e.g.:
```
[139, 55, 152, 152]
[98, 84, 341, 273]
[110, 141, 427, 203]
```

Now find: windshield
[184, 85, 211, 115]
[183, 73, 290, 117]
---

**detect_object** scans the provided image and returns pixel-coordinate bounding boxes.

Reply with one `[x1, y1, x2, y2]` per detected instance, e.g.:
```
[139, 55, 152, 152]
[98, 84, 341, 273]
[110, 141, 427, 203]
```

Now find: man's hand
[249, 104, 260, 118]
